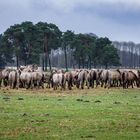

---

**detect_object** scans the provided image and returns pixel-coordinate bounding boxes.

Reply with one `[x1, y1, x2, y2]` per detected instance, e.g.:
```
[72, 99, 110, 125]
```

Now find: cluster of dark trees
[0, 21, 120, 70]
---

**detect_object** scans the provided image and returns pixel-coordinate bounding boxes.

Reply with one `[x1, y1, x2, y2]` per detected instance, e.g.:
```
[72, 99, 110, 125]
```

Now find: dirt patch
[113, 101, 121, 104]
[44, 113, 50, 117]
[18, 97, 24, 100]
[134, 96, 137, 98]
[95, 100, 101, 103]
[1, 127, 37, 137]
[31, 113, 50, 117]
[30, 120, 46, 123]
[81, 135, 96, 139]
[76, 99, 83, 102]
[3, 97, 10, 101]
[0, 107, 4, 110]
[22, 113, 28, 117]
[83, 100, 90, 103]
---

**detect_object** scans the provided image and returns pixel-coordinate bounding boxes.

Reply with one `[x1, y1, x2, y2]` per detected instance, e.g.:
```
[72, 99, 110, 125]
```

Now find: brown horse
[64, 71, 73, 90]
[122, 71, 138, 88]
[107, 69, 122, 88]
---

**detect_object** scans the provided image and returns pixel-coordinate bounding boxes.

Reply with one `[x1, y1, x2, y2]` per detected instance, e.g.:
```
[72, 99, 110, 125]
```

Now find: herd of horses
[0, 65, 140, 90]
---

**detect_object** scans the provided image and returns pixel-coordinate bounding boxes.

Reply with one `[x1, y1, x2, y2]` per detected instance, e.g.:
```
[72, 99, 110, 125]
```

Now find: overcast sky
[0, 0, 140, 43]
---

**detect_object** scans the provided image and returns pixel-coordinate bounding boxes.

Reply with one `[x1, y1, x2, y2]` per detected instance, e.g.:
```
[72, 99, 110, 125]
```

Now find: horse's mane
[129, 71, 138, 79]
[116, 69, 121, 74]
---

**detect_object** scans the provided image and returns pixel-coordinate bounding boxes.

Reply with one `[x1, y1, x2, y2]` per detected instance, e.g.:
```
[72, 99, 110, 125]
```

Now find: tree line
[0, 21, 120, 70]
[113, 41, 140, 68]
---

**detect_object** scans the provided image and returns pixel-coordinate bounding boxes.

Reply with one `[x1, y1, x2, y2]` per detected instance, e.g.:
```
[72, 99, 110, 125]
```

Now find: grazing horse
[52, 71, 65, 90]
[8, 70, 18, 89]
[76, 69, 87, 89]
[43, 72, 52, 88]
[122, 71, 138, 88]
[99, 70, 109, 88]
[86, 70, 97, 89]
[107, 69, 121, 88]
[64, 71, 73, 90]
[31, 71, 44, 89]
[2, 68, 11, 87]
[20, 71, 32, 89]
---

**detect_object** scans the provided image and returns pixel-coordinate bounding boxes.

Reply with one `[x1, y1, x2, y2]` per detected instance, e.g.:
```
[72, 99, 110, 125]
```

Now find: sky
[0, 0, 140, 43]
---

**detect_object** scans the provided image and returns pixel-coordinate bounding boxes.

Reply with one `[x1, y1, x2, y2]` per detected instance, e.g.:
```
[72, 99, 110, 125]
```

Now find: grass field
[0, 88, 140, 140]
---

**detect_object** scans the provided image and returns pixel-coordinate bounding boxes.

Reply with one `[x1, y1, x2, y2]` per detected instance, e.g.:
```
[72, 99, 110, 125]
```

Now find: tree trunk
[24, 55, 27, 66]
[94, 61, 97, 68]
[48, 54, 52, 71]
[45, 53, 48, 71]
[64, 46, 68, 71]
[105, 63, 108, 69]
[42, 54, 45, 71]
[44, 35, 48, 71]
[82, 57, 84, 69]
[16, 55, 19, 69]
[78, 58, 81, 69]
[89, 56, 91, 69]
[15, 39, 20, 69]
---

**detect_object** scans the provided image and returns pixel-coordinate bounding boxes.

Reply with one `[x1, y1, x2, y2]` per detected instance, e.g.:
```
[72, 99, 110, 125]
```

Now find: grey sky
[0, 0, 140, 43]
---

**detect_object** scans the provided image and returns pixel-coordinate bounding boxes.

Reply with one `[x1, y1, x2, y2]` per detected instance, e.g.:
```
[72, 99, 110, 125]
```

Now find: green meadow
[0, 88, 140, 140]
